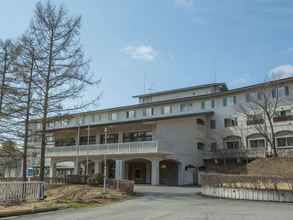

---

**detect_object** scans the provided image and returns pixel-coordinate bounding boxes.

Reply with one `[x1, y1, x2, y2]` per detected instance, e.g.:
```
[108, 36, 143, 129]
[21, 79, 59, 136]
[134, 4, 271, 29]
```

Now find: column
[49, 159, 56, 178]
[73, 159, 80, 175]
[151, 159, 160, 185]
[115, 160, 125, 179]
[178, 163, 184, 185]
[94, 160, 102, 175]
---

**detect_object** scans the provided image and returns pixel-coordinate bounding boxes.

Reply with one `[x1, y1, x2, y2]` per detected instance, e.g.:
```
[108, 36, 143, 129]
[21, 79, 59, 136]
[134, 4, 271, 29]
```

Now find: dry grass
[247, 158, 293, 177]
[0, 184, 131, 213]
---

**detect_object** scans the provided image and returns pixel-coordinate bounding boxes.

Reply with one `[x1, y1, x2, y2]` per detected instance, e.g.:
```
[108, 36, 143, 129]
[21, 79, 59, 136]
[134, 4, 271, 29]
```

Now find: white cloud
[122, 45, 158, 62]
[230, 77, 250, 88]
[269, 64, 293, 80]
[174, 0, 193, 9]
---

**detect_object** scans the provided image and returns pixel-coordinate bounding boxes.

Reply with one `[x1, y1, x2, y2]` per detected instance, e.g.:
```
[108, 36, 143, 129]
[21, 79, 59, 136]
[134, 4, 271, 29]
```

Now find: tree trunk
[22, 50, 34, 182]
[39, 30, 54, 181]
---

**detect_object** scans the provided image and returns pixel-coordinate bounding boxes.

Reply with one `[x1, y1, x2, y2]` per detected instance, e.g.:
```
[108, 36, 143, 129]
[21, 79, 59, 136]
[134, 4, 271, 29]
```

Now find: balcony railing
[46, 141, 159, 158]
[273, 115, 293, 122]
[202, 148, 266, 159]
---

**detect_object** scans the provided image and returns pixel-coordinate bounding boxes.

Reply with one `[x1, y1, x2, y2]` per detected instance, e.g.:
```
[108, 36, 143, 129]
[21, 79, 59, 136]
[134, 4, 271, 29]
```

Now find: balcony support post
[49, 160, 56, 178]
[115, 160, 125, 179]
[151, 159, 160, 185]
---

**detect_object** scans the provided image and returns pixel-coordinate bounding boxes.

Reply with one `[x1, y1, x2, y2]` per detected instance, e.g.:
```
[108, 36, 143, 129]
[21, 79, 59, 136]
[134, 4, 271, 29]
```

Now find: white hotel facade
[28, 77, 293, 185]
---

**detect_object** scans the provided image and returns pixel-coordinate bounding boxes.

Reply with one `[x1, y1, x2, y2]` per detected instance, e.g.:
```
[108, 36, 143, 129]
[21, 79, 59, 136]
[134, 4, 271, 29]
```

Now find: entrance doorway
[160, 160, 179, 186]
[126, 159, 151, 184]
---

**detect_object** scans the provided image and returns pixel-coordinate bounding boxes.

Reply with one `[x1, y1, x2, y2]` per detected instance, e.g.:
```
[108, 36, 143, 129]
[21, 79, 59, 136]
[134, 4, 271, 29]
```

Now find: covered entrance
[159, 160, 179, 186]
[125, 159, 151, 184]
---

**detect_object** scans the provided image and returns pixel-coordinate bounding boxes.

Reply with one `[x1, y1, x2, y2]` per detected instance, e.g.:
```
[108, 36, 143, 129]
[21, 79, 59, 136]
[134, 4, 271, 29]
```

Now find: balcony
[202, 148, 266, 160]
[46, 141, 159, 158]
[273, 115, 293, 123]
[246, 119, 264, 126]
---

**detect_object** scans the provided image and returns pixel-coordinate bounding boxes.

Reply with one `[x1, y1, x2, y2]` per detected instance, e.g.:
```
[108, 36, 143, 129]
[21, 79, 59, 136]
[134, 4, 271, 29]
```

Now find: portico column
[151, 159, 160, 185]
[115, 160, 125, 179]
[94, 160, 102, 174]
[49, 159, 56, 178]
[73, 160, 80, 175]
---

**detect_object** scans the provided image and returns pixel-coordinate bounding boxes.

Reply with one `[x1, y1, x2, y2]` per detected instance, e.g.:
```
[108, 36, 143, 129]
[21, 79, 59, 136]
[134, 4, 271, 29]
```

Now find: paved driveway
[9, 185, 293, 220]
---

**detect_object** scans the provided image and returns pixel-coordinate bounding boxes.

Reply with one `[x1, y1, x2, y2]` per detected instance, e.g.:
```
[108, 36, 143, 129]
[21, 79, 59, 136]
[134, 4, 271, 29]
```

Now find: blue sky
[1, 0, 293, 109]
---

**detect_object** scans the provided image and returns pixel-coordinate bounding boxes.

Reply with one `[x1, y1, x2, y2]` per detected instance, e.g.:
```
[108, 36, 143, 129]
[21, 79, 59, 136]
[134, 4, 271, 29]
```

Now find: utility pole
[103, 127, 108, 193]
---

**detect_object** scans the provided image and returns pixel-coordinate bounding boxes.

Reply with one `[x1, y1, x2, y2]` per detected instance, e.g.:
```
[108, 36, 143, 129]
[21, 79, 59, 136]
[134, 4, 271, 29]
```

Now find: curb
[0, 206, 68, 218]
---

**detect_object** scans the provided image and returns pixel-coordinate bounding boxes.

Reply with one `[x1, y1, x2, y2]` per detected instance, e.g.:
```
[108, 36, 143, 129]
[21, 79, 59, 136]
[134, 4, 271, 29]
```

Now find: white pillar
[73, 160, 80, 175]
[151, 159, 160, 185]
[178, 163, 184, 185]
[94, 160, 102, 174]
[49, 160, 56, 178]
[115, 160, 125, 179]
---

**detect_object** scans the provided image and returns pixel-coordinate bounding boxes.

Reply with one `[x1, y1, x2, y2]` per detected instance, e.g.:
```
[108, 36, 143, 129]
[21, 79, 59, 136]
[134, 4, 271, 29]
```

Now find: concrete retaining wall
[201, 186, 293, 202]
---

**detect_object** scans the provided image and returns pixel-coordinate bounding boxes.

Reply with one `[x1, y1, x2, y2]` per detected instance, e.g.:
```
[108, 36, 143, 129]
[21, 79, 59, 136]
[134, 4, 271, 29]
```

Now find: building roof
[30, 76, 293, 123]
[133, 82, 228, 98]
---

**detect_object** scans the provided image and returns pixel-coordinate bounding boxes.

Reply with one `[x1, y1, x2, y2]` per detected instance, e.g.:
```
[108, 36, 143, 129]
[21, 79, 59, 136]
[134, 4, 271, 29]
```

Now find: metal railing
[46, 141, 159, 157]
[0, 181, 44, 202]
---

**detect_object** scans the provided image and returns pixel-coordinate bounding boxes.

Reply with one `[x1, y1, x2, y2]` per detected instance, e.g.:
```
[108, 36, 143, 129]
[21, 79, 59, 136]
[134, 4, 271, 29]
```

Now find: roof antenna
[143, 72, 147, 94]
[213, 57, 217, 83]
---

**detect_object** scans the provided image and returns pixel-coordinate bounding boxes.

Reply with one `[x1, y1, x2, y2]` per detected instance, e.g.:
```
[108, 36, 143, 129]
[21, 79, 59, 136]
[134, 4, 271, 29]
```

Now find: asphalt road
[7, 185, 293, 220]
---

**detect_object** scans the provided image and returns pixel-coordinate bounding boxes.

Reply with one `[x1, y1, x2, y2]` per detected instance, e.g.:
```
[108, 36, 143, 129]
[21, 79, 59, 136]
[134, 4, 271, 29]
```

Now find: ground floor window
[249, 139, 265, 148]
[226, 141, 240, 149]
[276, 136, 293, 147]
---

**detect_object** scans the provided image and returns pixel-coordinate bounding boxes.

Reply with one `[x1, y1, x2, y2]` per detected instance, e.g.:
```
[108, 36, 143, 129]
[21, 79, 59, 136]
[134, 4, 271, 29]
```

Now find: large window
[276, 136, 293, 148]
[223, 96, 237, 107]
[123, 131, 152, 142]
[180, 103, 192, 112]
[249, 139, 265, 148]
[79, 136, 96, 145]
[55, 137, 76, 147]
[100, 133, 119, 144]
[272, 86, 290, 98]
[226, 141, 240, 149]
[161, 106, 172, 115]
[143, 107, 154, 117]
[126, 110, 136, 119]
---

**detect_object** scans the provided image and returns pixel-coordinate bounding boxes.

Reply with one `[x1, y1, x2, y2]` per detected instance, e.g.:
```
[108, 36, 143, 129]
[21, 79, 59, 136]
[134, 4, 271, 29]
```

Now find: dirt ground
[0, 184, 130, 213]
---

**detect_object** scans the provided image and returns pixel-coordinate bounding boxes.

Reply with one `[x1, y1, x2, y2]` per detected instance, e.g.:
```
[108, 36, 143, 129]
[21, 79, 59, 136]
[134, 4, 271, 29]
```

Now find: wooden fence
[0, 181, 44, 202]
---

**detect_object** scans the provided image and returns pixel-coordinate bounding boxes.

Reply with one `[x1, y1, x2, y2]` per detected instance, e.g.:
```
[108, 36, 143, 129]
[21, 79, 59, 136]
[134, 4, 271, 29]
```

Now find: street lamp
[103, 127, 108, 193]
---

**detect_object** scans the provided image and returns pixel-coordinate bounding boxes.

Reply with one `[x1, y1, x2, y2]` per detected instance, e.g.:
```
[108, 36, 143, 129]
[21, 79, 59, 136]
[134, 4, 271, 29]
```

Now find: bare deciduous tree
[236, 83, 292, 157]
[30, 1, 99, 181]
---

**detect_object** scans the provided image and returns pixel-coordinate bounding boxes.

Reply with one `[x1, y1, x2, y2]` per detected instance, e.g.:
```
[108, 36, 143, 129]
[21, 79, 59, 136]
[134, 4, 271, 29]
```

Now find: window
[123, 131, 152, 142]
[247, 114, 264, 125]
[80, 136, 96, 145]
[223, 96, 237, 106]
[201, 101, 205, 110]
[272, 86, 290, 98]
[180, 103, 192, 112]
[143, 107, 154, 117]
[210, 120, 216, 129]
[126, 110, 136, 118]
[55, 137, 76, 147]
[226, 141, 240, 149]
[276, 136, 293, 148]
[161, 105, 171, 115]
[224, 118, 238, 127]
[100, 133, 119, 144]
[110, 112, 118, 121]
[210, 142, 217, 151]
[211, 100, 215, 109]
[197, 142, 205, 151]
[249, 139, 265, 148]
[223, 97, 227, 106]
